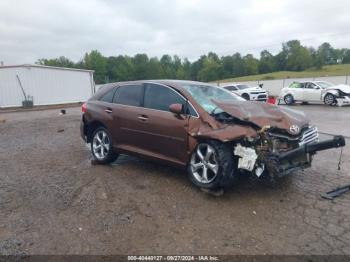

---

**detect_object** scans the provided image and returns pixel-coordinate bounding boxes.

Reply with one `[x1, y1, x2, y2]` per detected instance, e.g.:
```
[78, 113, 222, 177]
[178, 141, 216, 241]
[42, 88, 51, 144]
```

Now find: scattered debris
[0, 118, 6, 123]
[78, 227, 82, 231]
[253, 210, 257, 215]
[57, 129, 65, 133]
[321, 184, 350, 200]
[59, 109, 66, 115]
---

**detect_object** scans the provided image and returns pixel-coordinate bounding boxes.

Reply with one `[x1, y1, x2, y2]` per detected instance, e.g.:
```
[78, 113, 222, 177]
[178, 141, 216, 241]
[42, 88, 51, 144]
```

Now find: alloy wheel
[92, 130, 110, 160]
[190, 143, 219, 184]
[284, 95, 293, 105]
[324, 94, 335, 105]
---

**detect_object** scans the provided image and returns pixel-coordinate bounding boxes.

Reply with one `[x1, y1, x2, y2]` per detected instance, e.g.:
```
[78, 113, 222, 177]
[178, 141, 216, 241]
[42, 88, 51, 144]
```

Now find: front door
[303, 82, 322, 101]
[137, 83, 190, 164]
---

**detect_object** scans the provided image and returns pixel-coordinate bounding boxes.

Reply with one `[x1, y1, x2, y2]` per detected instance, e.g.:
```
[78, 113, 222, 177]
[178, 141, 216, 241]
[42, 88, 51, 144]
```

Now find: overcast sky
[1, 0, 350, 64]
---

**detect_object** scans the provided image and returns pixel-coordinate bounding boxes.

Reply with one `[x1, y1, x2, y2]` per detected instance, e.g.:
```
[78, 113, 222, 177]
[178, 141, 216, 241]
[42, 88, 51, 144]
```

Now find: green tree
[243, 54, 259, 75]
[83, 50, 107, 84]
[258, 50, 275, 73]
[231, 53, 245, 77]
[283, 40, 312, 71]
[37, 56, 75, 68]
[221, 55, 235, 78]
[198, 57, 223, 82]
[132, 54, 149, 80]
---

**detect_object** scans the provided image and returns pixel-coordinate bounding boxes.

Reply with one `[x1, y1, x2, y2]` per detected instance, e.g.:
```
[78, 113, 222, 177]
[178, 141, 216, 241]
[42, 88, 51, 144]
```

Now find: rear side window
[144, 84, 185, 112]
[289, 82, 303, 88]
[100, 88, 116, 103]
[113, 85, 143, 106]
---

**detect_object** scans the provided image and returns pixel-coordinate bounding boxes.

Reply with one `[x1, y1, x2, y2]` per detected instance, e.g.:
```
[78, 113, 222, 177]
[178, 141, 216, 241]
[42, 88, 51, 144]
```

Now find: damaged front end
[207, 101, 346, 179]
[232, 125, 345, 179]
[246, 126, 345, 178]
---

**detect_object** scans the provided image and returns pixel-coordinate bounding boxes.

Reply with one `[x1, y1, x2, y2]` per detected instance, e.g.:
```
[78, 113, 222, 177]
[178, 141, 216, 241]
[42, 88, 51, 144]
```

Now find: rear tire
[91, 127, 118, 164]
[284, 94, 294, 105]
[188, 140, 238, 190]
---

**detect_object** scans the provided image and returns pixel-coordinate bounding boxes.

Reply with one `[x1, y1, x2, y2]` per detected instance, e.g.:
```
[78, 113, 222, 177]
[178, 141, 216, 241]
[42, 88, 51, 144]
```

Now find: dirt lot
[0, 104, 350, 255]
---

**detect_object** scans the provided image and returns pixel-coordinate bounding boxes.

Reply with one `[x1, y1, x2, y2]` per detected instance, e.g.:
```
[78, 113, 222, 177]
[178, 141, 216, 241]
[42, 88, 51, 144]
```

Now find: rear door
[290, 82, 304, 100]
[109, 84, 145, 149]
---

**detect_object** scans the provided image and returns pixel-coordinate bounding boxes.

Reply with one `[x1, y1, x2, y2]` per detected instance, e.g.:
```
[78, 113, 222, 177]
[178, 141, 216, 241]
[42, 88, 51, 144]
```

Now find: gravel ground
[0, 104, 350, 255]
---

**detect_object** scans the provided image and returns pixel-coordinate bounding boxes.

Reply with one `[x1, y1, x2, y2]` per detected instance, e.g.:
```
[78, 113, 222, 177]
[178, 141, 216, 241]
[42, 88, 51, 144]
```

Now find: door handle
[138, 115, 148, 121]
[105, 108, 112, 114]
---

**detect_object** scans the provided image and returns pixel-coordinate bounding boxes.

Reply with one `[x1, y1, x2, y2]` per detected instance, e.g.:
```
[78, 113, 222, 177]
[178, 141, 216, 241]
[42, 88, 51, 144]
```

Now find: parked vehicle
[280, 81, 350, 106]
[81, 80, 345, 190]
[222, 83, 268, 102]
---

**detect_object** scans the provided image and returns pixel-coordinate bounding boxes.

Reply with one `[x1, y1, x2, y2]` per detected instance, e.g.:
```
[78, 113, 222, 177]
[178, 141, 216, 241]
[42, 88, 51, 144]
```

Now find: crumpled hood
[327, 84, 350, 93]
[212, 100, 310, 134]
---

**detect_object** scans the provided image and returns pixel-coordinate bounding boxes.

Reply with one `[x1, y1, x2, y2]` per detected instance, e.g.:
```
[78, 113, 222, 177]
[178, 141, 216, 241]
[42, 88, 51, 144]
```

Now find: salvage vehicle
[222, 83, 268, 102]
[280, 81, 350, 106]
[81, 80, 345, 190]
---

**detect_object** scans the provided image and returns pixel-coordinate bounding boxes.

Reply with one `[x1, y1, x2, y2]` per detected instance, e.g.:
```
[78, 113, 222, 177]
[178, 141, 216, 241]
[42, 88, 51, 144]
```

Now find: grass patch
[216, 64, 350, 83]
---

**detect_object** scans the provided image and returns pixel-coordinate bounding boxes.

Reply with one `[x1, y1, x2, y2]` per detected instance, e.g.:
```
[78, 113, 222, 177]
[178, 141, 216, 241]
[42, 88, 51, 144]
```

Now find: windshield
[181, 84, 245, 114]
[315, 81, 334, 89]
[236, 84, 250, 90]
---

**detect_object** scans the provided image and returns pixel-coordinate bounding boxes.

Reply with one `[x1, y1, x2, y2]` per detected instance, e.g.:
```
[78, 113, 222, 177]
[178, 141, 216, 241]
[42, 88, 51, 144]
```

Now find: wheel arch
[86, 120, 107, 143]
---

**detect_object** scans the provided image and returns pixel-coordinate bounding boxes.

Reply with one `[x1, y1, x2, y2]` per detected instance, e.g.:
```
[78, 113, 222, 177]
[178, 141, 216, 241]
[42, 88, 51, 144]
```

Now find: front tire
[188, 141, 238, 190]
[324, 93, 336, 106]
[91, 127, 118, 164]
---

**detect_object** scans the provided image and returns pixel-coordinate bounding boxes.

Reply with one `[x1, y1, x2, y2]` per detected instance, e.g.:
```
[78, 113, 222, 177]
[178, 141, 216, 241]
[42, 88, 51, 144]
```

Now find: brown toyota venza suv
[81, 80, 345, 190]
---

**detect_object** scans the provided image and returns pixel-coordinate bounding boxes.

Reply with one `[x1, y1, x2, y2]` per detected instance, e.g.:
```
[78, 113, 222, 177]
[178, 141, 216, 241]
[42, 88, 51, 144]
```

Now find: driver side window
[305, 82, 317, 89]
[143, 83, 197, 117]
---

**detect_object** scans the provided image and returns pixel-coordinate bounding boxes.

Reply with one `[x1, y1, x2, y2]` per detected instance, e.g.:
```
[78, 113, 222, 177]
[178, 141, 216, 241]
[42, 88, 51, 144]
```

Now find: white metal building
[0, 64, 95, 108]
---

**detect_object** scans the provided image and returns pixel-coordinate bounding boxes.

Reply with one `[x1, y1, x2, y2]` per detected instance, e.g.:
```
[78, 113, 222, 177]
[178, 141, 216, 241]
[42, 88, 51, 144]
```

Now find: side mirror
[169, 103, 183, 115]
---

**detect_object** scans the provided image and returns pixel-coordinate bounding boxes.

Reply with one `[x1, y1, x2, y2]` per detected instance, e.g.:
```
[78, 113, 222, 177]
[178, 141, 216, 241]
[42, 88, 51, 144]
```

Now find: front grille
[258, 94, 267, 99]
[251, 92, 266, 95]
[298, 126, 319, 146]
[268, 126, 319, 147]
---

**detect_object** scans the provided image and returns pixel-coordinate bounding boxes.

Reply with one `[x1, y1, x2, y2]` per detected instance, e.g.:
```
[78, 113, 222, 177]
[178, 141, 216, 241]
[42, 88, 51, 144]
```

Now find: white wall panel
[0, 65, 94, 108]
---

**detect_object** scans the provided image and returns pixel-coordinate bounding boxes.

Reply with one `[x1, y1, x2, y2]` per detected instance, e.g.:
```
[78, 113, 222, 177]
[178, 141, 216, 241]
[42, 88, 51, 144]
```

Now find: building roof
[0, 64, 94, 73]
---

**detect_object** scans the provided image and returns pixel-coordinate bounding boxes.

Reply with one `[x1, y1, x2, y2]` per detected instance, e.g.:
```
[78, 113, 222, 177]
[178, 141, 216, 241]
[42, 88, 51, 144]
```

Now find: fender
[322, 89, 339, 100]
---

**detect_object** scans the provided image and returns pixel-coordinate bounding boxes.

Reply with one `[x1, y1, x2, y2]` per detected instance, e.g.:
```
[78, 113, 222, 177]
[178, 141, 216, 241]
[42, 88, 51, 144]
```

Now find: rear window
[113, 85, 143, 106]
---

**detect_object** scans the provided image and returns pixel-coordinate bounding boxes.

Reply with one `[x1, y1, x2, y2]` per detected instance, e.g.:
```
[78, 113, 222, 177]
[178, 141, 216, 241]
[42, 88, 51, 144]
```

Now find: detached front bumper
[264, 136, 345, 177]
[336, 96, 350, 107]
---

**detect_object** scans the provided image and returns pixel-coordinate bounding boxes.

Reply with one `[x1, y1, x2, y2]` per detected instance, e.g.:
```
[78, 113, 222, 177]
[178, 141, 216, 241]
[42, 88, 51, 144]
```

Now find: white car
[280, 81, 350, 106]
[222, 84, 268, 102]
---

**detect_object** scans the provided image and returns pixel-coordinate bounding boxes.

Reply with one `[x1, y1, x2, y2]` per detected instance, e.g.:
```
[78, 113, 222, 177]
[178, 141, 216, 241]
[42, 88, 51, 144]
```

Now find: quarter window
[100, 88, 115, 103]
[113, 85, 143, 106]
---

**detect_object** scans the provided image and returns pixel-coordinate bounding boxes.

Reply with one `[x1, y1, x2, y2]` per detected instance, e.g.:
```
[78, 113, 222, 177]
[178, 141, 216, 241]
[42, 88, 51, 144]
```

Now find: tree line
[37, 40, 350, 84]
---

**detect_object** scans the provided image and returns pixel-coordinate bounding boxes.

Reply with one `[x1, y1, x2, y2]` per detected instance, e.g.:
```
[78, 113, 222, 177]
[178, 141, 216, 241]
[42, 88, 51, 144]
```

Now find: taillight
[82, 102, 87, 113]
